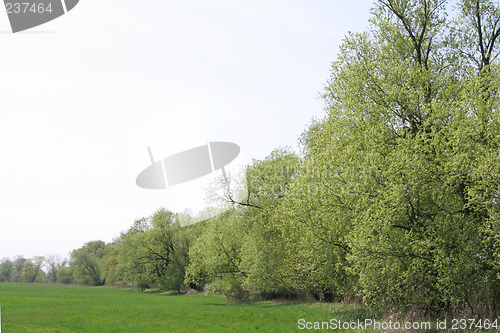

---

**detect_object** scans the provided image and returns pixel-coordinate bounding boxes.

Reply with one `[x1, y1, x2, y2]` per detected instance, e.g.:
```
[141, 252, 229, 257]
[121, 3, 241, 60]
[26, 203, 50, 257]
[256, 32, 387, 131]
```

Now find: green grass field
[0, 283, 371, 332]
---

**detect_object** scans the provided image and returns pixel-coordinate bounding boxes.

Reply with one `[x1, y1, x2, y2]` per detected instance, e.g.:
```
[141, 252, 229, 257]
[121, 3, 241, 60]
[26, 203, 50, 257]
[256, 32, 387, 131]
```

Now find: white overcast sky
[0, 0, 373, 260]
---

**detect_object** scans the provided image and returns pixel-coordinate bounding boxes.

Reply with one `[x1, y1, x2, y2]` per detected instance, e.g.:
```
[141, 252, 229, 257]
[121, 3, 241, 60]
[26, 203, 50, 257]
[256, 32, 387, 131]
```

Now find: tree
[115, 224, 155, 289]
[0, 259, 14, 282]
[237, 149, 301, 298]
[57, 265, 74, 284]
[276, 148, 356, 301]
[11, 256, 27, 282]
[140, 209, 178, 290]
[186, 149, 302, 300]
[185, 210, 249, 300]
[302, 0, 500, 318]
[45, 255, 64, 283]
[70, 241, 107, 286]
[102, 243, 119, 286]
[21, 256, 45, 283]
[114, 210, 194, 291]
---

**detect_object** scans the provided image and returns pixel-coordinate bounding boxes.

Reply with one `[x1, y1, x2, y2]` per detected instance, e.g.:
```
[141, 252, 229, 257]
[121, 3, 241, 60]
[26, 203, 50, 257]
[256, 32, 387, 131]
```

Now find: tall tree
[302, 0, 500, 318]
[70, 241, 107, 286]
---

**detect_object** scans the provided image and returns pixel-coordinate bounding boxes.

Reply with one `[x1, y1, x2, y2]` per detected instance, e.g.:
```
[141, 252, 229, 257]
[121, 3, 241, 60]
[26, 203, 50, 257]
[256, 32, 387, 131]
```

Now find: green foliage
[11, 256, 26, 282]
[184, 0, 500, 318]
[185, 210, 248, 298]
[114, 209, 193, 291]
[186, 149, 303, 300]
[239, 149, 301, 296]
[97, 243, 117, 286]
[57, 265, 74, 284]
[70, 240, 107, 286]
[45, 255, 64, 283]
[21, 256, 45, 283]
[115, 224, 154, 289]
[300, 0, 500, 318]
[0, 259, 14, 282]
[276, 142, 357, 300]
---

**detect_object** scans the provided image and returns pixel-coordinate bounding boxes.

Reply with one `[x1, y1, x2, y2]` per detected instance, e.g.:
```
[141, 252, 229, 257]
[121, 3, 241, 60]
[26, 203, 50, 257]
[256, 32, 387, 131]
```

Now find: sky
[0, 0, 374, 260]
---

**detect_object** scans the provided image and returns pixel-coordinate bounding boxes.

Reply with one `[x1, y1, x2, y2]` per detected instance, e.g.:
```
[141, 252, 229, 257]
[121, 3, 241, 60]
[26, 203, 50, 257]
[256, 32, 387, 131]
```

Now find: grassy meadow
[0, 283, 371, 332]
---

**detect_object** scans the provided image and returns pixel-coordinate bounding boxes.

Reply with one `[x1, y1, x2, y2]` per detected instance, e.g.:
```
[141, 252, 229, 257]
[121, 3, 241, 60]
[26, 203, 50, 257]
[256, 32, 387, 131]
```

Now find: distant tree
[185, 211, 248, 300]
[70, 241, 107, 286]
[0, 259, 14, 282]
[160, 216, 197, 292]
[115, 210, 194, 291]
[11, 256, 26, 282]
[45, 255, 64, 283]
[102, 243, 119, 285]
[57, 265, 74, 284]
[115, 225, 155, 289]
[21, 256, 45, 283]
[145, 209, 191, 291]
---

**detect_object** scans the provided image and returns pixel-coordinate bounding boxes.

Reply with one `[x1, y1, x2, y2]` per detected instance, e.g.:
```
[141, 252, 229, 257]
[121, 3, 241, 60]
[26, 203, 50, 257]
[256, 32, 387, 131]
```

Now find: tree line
[1, 0, 500, 320]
